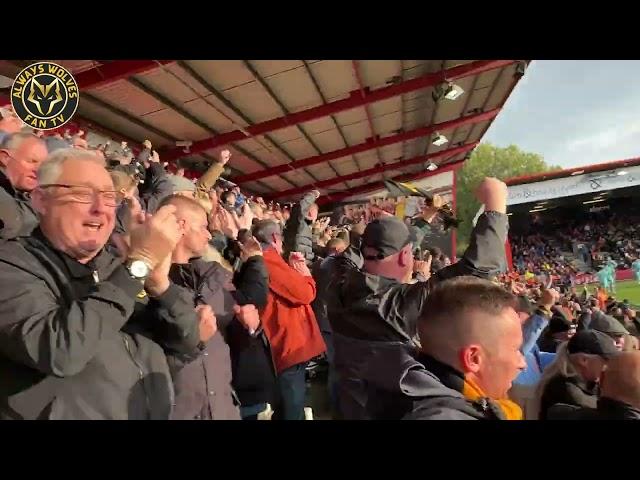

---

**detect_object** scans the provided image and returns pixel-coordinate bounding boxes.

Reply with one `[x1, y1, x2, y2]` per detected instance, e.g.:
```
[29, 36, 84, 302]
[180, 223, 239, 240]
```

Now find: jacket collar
[0, 169, 16, 197]
[416, 353, 465, 393]
[27, 227, 116, 279]
[0, 169, 31, 202]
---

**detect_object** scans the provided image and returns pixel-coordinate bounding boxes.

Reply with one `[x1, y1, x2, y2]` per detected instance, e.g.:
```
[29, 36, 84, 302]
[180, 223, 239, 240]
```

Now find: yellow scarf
[462, 377, 523, 420]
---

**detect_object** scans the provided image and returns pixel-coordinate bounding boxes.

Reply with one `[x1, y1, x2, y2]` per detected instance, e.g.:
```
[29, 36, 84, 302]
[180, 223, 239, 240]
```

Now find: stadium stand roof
[1, 59, 528, 200]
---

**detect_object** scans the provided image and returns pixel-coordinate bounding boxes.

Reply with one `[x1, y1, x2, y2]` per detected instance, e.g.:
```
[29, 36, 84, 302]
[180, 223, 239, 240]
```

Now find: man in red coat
[252, 219, 326, 420]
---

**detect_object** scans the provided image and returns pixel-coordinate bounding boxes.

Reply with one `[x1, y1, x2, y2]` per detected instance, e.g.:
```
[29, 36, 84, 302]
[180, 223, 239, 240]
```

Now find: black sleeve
[139, 163, 173, 214]
[141, 283, 201, 356]
[0, 261, 140, 377]
[232, 255, 269, 308]
[432, 211, 509, 281]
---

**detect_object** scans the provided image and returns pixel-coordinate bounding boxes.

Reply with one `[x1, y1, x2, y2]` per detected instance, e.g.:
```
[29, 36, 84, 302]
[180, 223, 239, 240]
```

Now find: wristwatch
[125, 259, 152, 281]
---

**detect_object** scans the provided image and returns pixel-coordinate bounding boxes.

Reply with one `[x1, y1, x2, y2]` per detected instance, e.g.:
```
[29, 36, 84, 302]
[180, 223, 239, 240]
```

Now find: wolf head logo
[27, 77, 63, 116]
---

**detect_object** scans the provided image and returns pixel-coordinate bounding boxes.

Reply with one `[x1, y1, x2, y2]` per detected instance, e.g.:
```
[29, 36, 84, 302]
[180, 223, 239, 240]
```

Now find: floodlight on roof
[426, 162, 438, 171]
[432, 133, 449, 147]
[444, 83, 464, 100]
[617, 170, 628, 176]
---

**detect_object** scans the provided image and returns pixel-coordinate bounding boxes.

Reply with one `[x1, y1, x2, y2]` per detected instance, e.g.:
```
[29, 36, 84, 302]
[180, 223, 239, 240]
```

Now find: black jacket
[0, 170, 38, 240]
[357, 345, 506, 420]
[114, 163, 173, 236]
[547, 397, 640, 420]
[538, 373, 599, 420]
[169, 256, 276, 418]
[283, 191, 316, 263]
[0, 230, 200, 420]
[326, 211, 508, 419]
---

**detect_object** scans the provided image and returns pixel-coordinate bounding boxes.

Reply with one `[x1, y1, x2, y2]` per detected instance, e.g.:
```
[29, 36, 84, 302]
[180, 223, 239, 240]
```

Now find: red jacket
[260, 249, 326, 374]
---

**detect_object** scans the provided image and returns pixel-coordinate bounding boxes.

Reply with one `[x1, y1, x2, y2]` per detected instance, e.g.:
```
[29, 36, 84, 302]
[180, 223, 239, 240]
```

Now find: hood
[361, 339, 465, 403]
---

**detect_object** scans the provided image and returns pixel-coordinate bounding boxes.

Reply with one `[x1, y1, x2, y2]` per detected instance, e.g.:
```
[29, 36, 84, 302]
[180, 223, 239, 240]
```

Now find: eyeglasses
[39, 184, 122, 207]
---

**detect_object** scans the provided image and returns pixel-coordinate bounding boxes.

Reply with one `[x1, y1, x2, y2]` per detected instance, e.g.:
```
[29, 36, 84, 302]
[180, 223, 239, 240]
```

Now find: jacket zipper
[123, 336, 151, 417]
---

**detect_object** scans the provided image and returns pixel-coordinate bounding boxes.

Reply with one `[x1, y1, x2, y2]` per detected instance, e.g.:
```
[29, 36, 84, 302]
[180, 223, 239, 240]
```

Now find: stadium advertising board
[507, 165, 640, 206]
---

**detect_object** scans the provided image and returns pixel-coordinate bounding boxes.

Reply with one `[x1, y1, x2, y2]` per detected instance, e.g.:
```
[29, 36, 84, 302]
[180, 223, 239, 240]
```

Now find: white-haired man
[0, 148, 207, 420]
[0, 132, 48, 239]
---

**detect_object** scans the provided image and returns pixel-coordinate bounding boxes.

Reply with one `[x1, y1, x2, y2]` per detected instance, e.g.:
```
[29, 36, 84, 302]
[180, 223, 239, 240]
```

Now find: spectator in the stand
[510, 288, 559, 419]
[0, 149, 201, 419]
[311, 237, 348, 413]
[168, 175, 196, 198]
[0, 107, 23, 144]
[0, 133, 48, 239]
[537, 308, 576, 353]
[283, 189, 320, 264]
[158, 195, 265, 420]
[252, 219, 326, 420]
[326, 178, 511, 420]
[362, 277, 525, 420]
[589, 310, 628, 351]
[535, 330, 617, 420]
[552, 351, 640, 420]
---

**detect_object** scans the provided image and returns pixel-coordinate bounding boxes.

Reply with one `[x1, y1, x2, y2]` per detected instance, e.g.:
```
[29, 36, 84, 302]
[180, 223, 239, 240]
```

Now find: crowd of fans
[511, 210, 640, 276]
[2, 103, 640, 421]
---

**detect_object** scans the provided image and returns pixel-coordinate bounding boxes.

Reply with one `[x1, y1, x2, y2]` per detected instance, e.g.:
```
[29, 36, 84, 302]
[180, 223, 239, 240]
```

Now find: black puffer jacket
[0, 170, 38, 240]
[0, 231, 200, 420]
[283, 191, 316, 263]
[358, 345, 506, 420]
[326, 211, 509, 419]
[538, 373, 599, 420]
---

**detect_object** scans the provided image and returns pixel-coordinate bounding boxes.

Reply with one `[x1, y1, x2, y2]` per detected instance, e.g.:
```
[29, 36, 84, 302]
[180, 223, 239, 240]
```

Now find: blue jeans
[240, 403, 267, 420]
[274, 362, 308, 420]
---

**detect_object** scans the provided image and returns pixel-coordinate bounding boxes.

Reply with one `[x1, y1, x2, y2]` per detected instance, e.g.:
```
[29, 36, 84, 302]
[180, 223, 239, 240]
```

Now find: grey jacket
[0, 232, 200, 420]
[0, 170, 38, 240]
[327, 211, 509, 419]
[283, 191, 316, 263]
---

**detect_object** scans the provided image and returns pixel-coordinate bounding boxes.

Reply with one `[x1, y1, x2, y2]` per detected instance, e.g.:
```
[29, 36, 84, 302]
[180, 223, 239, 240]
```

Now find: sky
[483, 60, 640, 169]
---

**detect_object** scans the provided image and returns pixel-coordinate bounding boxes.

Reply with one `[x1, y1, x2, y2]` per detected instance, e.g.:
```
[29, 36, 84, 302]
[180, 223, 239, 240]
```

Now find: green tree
[455, 143, 559, 255]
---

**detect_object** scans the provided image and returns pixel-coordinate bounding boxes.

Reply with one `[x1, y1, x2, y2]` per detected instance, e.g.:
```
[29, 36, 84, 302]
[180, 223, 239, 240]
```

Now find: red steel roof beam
[317, 159, 466, 205]
[265, 142, 477, 201]
[160, 60, 516, 161]
[234, 108, 499, 184]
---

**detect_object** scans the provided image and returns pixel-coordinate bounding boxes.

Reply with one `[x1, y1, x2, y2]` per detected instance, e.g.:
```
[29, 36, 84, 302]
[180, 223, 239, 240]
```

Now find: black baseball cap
[567, 330, 618, 357]
[361, 216, 418, 260]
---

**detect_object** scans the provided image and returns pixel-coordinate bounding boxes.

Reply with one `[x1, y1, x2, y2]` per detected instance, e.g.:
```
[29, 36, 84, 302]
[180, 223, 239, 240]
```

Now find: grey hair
[252, 219, 282, 248]
[37, 148, 105, 185]
[0, 132, 42, 151]
[531, 342, 598, 419]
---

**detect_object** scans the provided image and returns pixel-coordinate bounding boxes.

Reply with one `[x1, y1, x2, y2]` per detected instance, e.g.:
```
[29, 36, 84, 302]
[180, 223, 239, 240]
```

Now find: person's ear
[460, 344, 482, 374]
[30, 188, 46, 215]
[0, 150, 10, 168]
[177, 218, 188, 235]
[397, 245, 412, 268]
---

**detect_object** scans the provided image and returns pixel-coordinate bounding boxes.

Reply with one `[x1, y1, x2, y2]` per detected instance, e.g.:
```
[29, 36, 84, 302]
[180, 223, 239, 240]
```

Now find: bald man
[362, 276, 526, 420]
[549, 351, 640, 420]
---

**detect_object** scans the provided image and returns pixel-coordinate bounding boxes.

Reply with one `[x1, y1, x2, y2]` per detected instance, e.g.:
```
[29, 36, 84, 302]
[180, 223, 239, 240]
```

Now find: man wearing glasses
[0, 148, 203, 419]
[0, 132, 48, 239]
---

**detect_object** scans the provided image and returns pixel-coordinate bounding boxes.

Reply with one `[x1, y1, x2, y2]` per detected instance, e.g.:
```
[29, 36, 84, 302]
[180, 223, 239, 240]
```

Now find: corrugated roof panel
[223, 81, 282, 124]
[185, 60, 254, 91]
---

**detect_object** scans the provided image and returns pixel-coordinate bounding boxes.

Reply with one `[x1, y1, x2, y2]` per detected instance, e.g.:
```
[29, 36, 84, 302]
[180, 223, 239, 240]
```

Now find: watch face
[129, 260, 150, 278]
